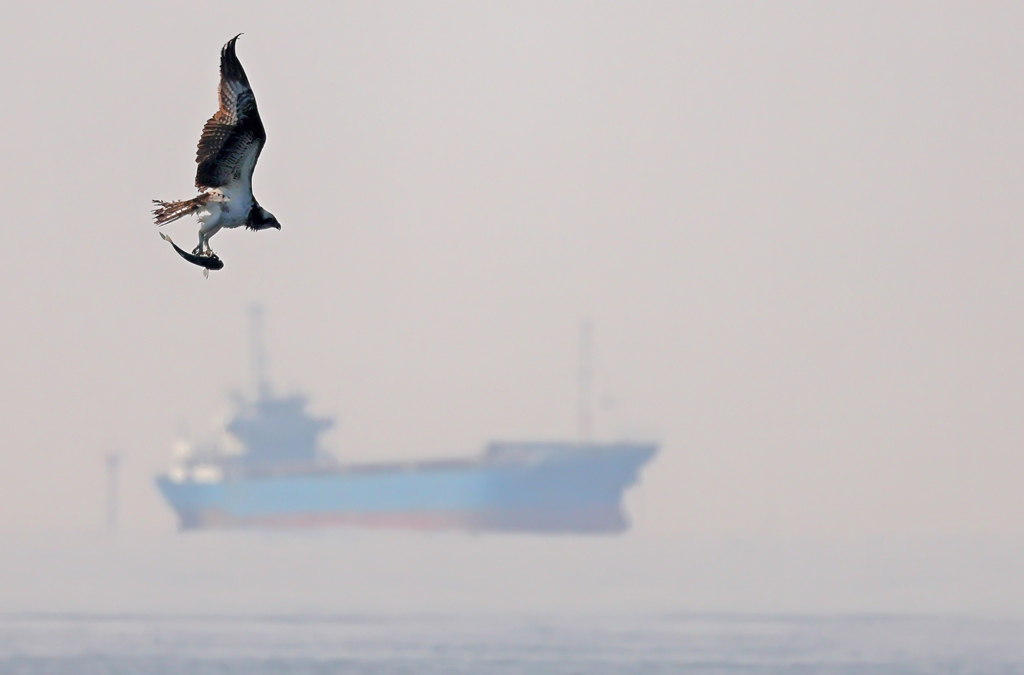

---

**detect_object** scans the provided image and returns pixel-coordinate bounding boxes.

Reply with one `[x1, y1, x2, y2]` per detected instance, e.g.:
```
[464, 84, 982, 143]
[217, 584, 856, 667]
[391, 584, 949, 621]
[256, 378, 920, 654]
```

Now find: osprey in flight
[153, 35, 280, 275]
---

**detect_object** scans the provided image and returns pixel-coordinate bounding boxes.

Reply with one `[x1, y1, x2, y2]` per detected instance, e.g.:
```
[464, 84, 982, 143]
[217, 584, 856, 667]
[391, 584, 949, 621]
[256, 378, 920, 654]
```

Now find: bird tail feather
[152, 195, 210, 226]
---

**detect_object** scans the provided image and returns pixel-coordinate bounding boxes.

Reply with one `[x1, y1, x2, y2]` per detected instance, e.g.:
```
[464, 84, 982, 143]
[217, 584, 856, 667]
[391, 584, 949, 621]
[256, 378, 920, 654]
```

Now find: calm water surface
[0, 613, 1021, 674]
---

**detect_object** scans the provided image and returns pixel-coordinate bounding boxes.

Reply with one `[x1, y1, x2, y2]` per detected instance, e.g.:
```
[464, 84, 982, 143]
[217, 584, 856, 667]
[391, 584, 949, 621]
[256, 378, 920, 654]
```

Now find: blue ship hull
[156, 442, 656, 534]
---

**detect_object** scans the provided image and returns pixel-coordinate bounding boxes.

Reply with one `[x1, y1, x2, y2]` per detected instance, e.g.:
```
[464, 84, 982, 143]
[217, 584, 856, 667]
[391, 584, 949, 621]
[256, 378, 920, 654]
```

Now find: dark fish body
[160, 233, 224, 270]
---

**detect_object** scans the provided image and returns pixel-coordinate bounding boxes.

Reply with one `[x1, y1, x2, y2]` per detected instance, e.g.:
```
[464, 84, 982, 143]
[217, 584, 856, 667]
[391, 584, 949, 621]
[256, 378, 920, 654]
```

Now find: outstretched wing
[195, 35, 267, 189]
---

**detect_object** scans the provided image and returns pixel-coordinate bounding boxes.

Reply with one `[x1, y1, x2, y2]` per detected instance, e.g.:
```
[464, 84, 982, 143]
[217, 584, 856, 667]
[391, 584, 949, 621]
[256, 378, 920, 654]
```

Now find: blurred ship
[156, 309, 656, 534]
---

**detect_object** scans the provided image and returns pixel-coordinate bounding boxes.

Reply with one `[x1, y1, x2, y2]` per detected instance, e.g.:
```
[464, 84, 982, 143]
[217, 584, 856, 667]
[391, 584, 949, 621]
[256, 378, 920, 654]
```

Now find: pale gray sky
[0, 1, 1021, 543]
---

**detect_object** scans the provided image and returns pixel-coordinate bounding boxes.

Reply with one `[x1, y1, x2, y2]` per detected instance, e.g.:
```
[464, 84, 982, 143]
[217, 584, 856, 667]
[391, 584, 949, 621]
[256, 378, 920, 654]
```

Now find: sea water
[3, 532, 1024, 673]
[1, 613, 1022, 674]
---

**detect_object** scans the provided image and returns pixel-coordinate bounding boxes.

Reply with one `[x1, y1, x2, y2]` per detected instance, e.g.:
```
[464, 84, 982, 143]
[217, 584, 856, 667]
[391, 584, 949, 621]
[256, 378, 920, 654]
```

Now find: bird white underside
[193, 184, 249, 255]
[191, 138, 260, 255]
[197, 182, 253, 236]
[198, 144, 259, 225]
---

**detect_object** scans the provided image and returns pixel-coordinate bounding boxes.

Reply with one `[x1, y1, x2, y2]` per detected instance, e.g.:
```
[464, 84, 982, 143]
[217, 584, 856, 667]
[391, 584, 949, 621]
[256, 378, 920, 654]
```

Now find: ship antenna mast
[578, 318, 594, 442]
[106, 451, 120, 532]
[248, 303, 270, 399]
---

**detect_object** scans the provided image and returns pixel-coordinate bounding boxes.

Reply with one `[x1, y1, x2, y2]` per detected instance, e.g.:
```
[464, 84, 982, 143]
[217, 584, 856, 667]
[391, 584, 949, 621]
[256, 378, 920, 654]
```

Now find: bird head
[247, 204, 281, 231]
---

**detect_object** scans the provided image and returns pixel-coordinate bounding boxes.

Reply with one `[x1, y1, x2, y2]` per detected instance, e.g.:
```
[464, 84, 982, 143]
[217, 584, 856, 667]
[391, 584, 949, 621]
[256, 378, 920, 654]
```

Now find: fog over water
[0, 1, 1022, 619]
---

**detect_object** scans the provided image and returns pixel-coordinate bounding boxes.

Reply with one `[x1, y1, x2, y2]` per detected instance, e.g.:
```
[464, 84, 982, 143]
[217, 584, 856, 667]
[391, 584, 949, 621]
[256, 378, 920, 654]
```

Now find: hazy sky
[0, 1, 1021, 539]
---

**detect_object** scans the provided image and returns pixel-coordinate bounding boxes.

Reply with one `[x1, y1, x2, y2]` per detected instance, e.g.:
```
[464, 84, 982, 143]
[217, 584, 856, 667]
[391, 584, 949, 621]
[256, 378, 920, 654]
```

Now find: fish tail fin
[152, 195, 209, 226]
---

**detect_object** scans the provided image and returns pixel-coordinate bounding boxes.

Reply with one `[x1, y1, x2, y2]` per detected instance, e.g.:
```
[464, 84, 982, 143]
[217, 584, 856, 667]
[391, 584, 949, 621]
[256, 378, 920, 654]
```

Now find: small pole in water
[106, 452, 120, 532]
[578, 318, 594, 442]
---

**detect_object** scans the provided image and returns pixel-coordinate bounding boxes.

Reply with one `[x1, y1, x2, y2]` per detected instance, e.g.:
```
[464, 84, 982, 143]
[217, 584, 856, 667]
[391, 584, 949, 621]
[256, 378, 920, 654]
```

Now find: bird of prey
[153, 35, 280, 276]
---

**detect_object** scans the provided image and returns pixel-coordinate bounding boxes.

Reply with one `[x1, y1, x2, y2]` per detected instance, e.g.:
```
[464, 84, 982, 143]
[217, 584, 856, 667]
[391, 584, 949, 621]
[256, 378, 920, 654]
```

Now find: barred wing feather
[195, 35, 266, 189]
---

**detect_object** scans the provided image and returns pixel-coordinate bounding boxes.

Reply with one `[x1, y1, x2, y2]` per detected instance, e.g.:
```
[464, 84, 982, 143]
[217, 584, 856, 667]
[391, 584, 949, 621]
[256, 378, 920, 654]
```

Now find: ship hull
[156, 443, 655, 534]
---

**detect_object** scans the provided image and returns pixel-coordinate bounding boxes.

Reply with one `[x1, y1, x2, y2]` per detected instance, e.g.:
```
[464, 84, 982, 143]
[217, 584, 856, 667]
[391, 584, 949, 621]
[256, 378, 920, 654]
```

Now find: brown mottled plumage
[152, 194, 212, 226]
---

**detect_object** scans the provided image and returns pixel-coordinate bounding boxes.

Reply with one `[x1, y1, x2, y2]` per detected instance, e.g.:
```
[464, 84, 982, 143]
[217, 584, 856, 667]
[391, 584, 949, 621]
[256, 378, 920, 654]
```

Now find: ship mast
[106, 452, 120, 532]
[578, 318, 594, 442]
[248, 303, 270, 399]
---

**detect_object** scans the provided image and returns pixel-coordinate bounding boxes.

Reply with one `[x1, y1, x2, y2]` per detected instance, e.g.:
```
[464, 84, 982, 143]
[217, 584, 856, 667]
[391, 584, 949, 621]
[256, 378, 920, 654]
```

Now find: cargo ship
[156, 310, 656, 534]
